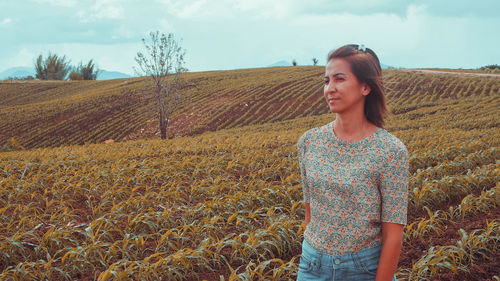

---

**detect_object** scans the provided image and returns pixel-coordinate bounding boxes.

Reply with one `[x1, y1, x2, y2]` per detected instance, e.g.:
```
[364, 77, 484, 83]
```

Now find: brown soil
[49, 111, 76, 126]
[399, 207, 500, 280]
[400, 69, 500, 78]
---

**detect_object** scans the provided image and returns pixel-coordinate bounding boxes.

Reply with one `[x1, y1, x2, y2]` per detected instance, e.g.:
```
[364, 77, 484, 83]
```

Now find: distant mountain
[267, 60, 291, 67]
[0, 66, 131, 81]
[0, 67, 35, 80]
[97, 70, 131, 80]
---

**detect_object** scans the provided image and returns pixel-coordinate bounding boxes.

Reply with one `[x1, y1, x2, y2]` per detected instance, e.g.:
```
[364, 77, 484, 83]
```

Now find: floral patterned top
[297, 120, 409, 255]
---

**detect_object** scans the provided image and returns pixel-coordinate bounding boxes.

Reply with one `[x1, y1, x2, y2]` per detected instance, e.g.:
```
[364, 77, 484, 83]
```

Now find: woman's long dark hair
[328, 44, 388, 128]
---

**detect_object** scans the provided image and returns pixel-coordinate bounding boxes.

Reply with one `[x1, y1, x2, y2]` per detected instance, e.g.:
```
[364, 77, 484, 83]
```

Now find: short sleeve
[380, 143, 409, 225]
[297, 134, 310, 203]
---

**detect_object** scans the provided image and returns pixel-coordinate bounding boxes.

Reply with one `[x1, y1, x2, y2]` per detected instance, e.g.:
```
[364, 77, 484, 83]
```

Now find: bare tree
[134, 31, 187, 139]
[312, 58, 318, 66]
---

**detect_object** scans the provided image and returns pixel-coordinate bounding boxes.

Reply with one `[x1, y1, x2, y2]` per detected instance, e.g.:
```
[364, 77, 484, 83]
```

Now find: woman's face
[324, 58, 370, 114]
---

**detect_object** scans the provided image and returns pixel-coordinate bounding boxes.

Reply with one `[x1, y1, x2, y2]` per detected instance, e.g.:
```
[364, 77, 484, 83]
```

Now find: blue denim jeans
[297, 239, 397, 281]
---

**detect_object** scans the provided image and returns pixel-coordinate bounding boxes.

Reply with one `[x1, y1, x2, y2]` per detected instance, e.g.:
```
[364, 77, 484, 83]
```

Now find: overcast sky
[1, 0, 499, 75]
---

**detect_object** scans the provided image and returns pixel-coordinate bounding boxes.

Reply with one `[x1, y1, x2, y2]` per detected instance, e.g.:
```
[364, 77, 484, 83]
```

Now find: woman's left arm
[375, 222, 404, 281]
[376, 141, 409, 281]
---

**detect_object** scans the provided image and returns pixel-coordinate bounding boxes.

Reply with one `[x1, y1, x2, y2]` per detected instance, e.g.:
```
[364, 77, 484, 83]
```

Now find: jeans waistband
[302, 239, 382, 266]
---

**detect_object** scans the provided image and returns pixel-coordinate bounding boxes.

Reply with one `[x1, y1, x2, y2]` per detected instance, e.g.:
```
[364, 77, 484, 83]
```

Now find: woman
[296, 44, 408, 281]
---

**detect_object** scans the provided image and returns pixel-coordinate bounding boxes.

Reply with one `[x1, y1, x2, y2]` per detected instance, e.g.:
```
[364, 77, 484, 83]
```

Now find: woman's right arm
[304, 202, 311, 226]
[298, 134, 311, 227]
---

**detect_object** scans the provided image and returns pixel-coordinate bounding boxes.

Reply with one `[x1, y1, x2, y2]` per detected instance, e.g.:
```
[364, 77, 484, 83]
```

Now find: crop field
[1, 67, 499, 149]
[0, 67, 499, 280]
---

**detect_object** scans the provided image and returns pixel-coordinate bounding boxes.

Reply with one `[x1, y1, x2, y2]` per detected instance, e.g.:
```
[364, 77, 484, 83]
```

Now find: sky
[1, 0, 499, 75]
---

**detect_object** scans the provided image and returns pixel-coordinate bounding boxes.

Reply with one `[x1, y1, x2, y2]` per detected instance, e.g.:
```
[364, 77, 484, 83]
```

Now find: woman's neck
[333, 113, 373, 141]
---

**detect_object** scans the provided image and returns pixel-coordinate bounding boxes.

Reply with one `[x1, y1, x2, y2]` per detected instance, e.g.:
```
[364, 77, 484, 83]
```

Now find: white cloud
[284, 4, 424, 59]
[158, 19, 175, 33]
[95, 6, 124, 19]
[155, 0, 226, 19]
[395, 4, 500, 68]
[0, 18, 13, 26]
[77, 0, 125, 22]
[1, 0, 499, 73]
[6, 47, 38, 68]
[7, 43, 140, 74]
[176, 0, 208, 19]
[234, 0, 294, 19]
[32, 0, 77, 7]
[156, 0, 193, 17]
[155, 0, 305, 20]
[94, 0, 124, 19]
[111, 25, 135, 40]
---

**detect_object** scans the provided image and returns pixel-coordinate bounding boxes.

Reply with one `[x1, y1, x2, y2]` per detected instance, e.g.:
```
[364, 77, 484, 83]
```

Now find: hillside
[0, 67, 499, 280]
[1, 96, 499, 280]
[1, 67, 500, 150]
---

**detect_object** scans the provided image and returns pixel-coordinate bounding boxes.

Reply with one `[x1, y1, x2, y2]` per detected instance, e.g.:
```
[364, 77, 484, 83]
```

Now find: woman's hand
[375, 222, 404, 281]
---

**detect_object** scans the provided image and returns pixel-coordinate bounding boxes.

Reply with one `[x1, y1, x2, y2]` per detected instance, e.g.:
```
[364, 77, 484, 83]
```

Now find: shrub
[3, 75, 35, 81]
[479, 64, 500, 70]
[69, 71, 84, 80]
[77, 59, 99, 80]
[35, 53, 72, 80]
